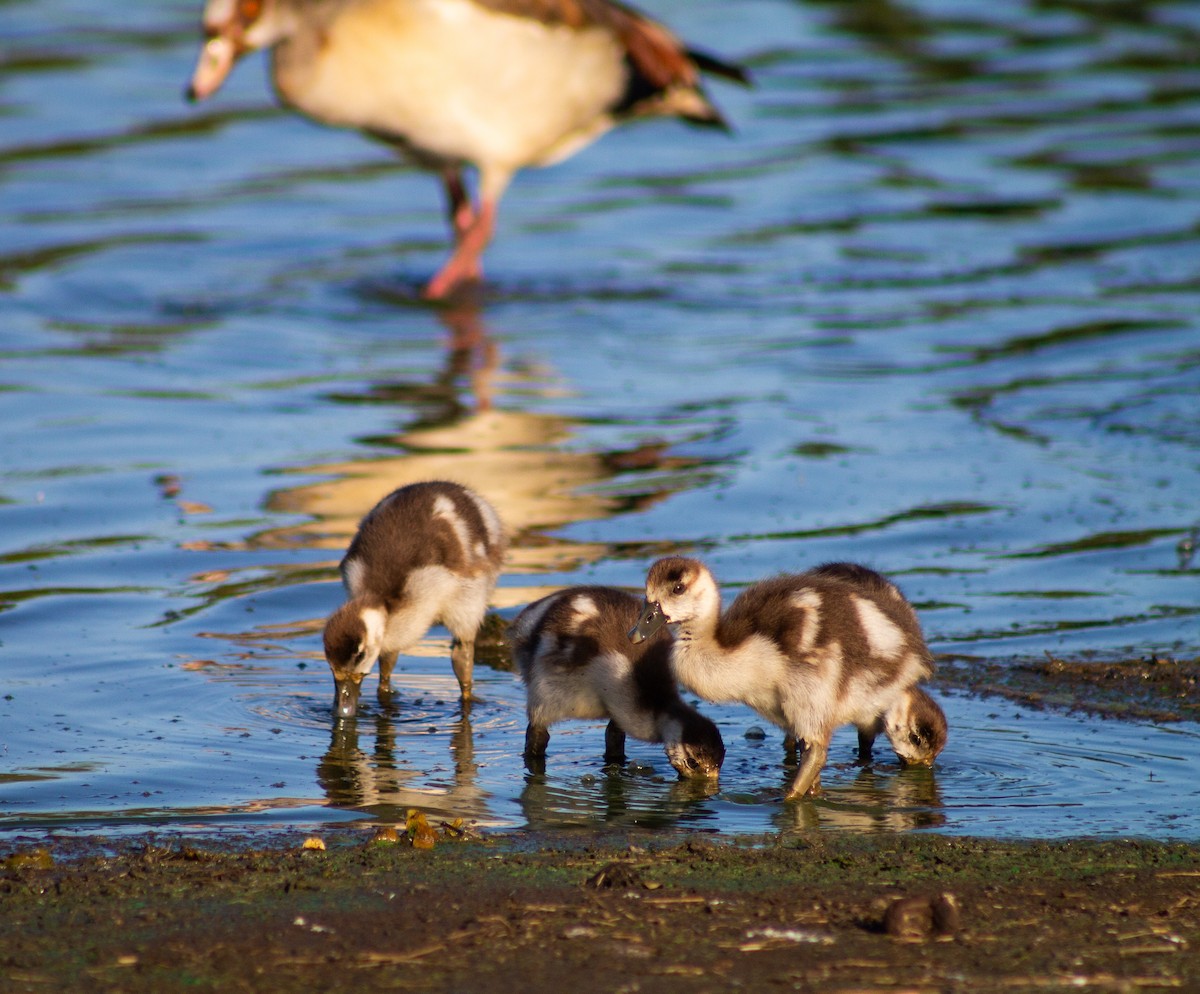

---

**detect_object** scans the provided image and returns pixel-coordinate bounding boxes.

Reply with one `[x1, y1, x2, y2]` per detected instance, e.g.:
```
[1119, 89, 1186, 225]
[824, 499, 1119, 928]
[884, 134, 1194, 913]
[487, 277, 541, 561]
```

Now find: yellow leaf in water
[405, 810, 437, 850]
[4, 849, 53, 870]
[371, 826, 401, 844]
[177, 500, 213, 514]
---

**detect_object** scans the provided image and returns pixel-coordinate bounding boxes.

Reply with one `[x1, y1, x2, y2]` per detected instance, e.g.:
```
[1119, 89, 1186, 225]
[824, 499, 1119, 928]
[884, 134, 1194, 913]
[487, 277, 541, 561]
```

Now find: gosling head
[322, 600, 385, 719]
[664, 712, 726, 779]
[884, 686, 948, 766]
[630, 557, 717, 643]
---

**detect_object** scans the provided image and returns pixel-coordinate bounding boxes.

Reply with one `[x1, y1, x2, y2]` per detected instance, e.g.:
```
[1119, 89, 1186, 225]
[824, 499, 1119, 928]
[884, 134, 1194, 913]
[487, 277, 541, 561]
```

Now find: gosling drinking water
[323, 481, 506, 718]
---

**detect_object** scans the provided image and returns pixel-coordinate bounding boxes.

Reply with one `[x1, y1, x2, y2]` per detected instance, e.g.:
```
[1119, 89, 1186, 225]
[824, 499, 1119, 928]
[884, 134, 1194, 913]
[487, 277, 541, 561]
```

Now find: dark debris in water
[474, 612, 515, 672]
[935, 653, 1200, 723]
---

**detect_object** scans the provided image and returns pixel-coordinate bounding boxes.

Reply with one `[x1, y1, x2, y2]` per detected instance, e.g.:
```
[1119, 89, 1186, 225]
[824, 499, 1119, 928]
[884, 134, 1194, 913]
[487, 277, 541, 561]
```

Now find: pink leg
[424, 198, 496, 300]
[443, 168, 475, 243]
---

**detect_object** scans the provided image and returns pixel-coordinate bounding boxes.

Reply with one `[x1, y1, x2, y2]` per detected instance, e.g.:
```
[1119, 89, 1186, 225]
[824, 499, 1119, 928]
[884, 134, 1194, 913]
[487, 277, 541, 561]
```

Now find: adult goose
[187, 0, 748, 298]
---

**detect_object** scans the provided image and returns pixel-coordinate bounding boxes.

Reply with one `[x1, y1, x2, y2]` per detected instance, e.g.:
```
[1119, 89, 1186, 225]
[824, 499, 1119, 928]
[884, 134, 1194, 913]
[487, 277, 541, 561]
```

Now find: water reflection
[254, 304, 719, 579]
[771, 765, 947, 834]
[316, 703, 490, 825]
[172, 302, 722, 641]
[324, 300, 499, 422]
[515, 746, 945, 834]
[721, 731, 947, 832]
[519, 764, 721, 832]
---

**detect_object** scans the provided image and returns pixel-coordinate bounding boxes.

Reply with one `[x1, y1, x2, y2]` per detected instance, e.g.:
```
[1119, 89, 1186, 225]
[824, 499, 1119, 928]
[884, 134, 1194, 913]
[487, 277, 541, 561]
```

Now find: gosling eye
[672, 582, 686, 595]
[909, 732, 923, 747]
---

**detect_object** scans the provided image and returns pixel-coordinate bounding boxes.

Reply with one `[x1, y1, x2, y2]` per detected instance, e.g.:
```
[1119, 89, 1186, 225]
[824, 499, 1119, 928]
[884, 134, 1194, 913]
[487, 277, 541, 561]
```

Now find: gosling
[512, 586, 724, 778]
[631, 558, 945, 798]
[323, 481, 506, 718]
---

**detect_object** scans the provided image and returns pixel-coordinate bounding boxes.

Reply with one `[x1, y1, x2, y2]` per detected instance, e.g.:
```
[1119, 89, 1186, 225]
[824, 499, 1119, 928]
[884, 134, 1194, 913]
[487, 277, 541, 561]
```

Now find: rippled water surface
[2, 0, 1199, 842]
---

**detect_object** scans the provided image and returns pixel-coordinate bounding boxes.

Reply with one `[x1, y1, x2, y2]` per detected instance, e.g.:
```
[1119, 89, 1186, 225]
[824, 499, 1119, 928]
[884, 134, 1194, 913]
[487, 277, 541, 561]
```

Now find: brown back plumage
[513, 584, 725, 770]
[516, 586, 679, 718]
[341, 480, 505, 607]
[470, 0, 749, 127]
[716, 563, 933, 684]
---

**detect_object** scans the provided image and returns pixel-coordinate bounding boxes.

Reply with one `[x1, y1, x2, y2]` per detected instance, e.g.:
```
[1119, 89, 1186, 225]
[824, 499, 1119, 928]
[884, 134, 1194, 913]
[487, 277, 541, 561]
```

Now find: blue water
[2, 0, 1199, 843]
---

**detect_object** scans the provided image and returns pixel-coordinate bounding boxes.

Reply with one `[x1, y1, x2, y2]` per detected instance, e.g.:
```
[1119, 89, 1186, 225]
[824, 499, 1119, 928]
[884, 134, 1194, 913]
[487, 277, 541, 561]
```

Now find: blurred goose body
[323, 480, 506, 718]
[187, 0, 747, 297]
[631, 558, 945, 799]
[512, 585, 724, 778]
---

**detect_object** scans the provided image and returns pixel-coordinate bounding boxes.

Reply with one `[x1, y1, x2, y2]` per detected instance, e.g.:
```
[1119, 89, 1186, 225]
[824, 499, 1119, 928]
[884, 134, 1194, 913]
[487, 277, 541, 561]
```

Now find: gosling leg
[524, 722, 549, 773]
[857, 720, 882, 764]
[377, 650, 399, 701]
[450, 636, 474, 702]
[604, 721, 627, 766]
[786, 739, 828, 799]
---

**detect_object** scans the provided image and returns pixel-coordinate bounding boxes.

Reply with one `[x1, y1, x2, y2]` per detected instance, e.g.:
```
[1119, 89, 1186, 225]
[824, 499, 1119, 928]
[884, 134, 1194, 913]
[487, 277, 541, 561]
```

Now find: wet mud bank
[935, 653, 1200, 723]
[3, 830, 1198, 993]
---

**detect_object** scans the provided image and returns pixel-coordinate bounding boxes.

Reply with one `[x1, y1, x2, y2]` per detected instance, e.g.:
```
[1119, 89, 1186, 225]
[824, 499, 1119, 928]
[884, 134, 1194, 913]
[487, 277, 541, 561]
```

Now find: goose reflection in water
[768, 760, 947, 834]
[260, 301, 711, 583]
[316, 700, 492, 826]
[519, 758, 721, 833]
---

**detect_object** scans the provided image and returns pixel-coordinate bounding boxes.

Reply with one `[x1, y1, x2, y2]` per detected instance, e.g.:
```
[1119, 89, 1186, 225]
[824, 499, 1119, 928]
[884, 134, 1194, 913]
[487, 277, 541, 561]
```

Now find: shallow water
[2, 0, 1199, 843]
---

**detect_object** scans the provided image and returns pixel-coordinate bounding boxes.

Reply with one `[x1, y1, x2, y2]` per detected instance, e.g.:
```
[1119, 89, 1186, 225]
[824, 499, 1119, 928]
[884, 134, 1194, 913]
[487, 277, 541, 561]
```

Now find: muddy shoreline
[3, 828, 1198, 993]
[934, 653, 1200, 724]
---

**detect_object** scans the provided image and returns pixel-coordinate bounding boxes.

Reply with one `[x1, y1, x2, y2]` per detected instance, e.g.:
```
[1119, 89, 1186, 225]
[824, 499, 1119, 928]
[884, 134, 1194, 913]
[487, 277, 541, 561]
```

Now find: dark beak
[334, 678, 361, 719]
[629, 601, 667, 644]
